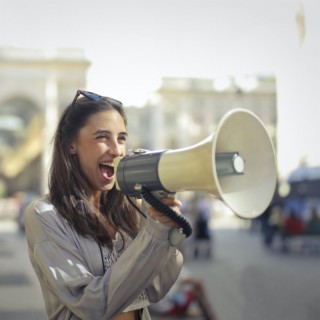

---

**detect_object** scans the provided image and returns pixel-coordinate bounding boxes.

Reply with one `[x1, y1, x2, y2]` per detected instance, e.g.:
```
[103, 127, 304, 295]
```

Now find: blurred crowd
[260, 204, 320, 253]
[0, 190, 38, 232]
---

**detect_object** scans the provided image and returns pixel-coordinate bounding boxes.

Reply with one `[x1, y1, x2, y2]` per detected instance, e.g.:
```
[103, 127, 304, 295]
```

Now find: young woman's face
[70, 109, 127, 197]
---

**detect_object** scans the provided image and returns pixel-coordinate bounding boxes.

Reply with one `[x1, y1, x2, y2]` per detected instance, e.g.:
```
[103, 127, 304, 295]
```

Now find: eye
[118, 135, 127, 143]
[96, 134, 108, 140]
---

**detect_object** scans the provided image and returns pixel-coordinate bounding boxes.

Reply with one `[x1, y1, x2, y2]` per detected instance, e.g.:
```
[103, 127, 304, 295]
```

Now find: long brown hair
[49, 95, 139, 248]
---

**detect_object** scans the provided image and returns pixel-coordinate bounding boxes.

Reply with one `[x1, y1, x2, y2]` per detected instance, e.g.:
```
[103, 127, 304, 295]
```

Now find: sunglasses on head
[71, 90, 122, 109]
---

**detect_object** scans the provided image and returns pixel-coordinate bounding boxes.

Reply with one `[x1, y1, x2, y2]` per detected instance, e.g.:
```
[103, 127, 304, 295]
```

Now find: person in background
[193, 195, 213, 259]
[24, 90, 185, 320]
[283, 210, 304, 235]
[305, 207, 320, 235]
[281, 209, 304, 252]
[149, 266, 217, 320]
[263, 205, 284, 247]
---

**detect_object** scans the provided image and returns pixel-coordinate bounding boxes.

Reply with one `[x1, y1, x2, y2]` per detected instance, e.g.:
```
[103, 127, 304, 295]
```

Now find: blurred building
[126, 76, 277, 154]
[0, 47, 90, 195]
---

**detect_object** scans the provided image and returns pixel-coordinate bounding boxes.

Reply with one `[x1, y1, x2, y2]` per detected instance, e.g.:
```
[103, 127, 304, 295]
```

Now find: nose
[109, 140, 124, 158]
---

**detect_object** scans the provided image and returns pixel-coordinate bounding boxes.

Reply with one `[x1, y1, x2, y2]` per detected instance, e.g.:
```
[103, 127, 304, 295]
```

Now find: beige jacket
[24, 196, 183, 319]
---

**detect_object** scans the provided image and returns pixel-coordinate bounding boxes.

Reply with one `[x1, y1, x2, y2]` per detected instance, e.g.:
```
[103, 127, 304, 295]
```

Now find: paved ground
[1, 218, 320, 320]
[0, 222, 46, 320]
[183, 227, 320, 320]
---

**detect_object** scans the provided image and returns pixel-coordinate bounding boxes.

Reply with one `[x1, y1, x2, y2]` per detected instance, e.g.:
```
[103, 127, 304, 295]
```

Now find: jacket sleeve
[25, 199, 183, 320]
[107, 218, 184, 309]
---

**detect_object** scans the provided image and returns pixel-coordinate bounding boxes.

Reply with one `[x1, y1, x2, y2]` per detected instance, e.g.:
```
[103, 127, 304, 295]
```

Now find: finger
[160, 197, 182, 207]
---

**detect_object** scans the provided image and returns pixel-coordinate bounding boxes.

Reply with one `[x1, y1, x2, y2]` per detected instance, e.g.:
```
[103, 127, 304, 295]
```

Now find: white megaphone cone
[115, 109, 277, 220]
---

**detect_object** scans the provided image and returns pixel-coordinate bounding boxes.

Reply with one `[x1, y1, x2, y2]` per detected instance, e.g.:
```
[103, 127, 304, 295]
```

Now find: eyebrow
[93, 129, 128, 136]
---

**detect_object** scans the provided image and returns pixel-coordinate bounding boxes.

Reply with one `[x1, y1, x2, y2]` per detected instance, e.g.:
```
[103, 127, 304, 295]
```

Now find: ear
[69, 143, 77, 155]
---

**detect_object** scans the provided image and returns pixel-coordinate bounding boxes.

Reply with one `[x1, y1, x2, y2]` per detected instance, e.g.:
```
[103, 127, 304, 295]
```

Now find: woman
[24, 90, 184, 320]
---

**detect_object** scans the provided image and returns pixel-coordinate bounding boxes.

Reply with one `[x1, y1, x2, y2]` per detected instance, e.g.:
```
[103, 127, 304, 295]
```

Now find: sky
[1, 0, 320, 179]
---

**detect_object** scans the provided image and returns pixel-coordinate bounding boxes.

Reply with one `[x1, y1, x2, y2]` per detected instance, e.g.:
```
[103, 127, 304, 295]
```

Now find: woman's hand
[147, 196, 182, 228]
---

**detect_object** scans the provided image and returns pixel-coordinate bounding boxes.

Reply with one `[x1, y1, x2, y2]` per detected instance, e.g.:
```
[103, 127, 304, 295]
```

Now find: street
[1, 218, 320, 320]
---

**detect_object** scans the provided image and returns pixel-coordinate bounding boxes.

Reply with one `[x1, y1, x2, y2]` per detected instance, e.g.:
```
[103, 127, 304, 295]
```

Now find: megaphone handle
[140, 187, 193, 238]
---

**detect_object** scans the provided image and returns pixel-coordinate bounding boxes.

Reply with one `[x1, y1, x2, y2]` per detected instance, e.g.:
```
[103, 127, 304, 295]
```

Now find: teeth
[100, 162, 114, 167]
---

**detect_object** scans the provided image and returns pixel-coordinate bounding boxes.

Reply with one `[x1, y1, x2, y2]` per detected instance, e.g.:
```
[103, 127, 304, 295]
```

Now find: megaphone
[115, 109, 277, 221]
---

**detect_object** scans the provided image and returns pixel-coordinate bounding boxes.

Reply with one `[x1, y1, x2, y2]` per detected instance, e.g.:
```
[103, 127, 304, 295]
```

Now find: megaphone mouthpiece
[216, 152, 245, 175]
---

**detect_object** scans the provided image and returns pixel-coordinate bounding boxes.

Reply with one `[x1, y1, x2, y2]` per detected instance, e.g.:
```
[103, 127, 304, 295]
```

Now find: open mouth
[99, 162, 114, 180]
